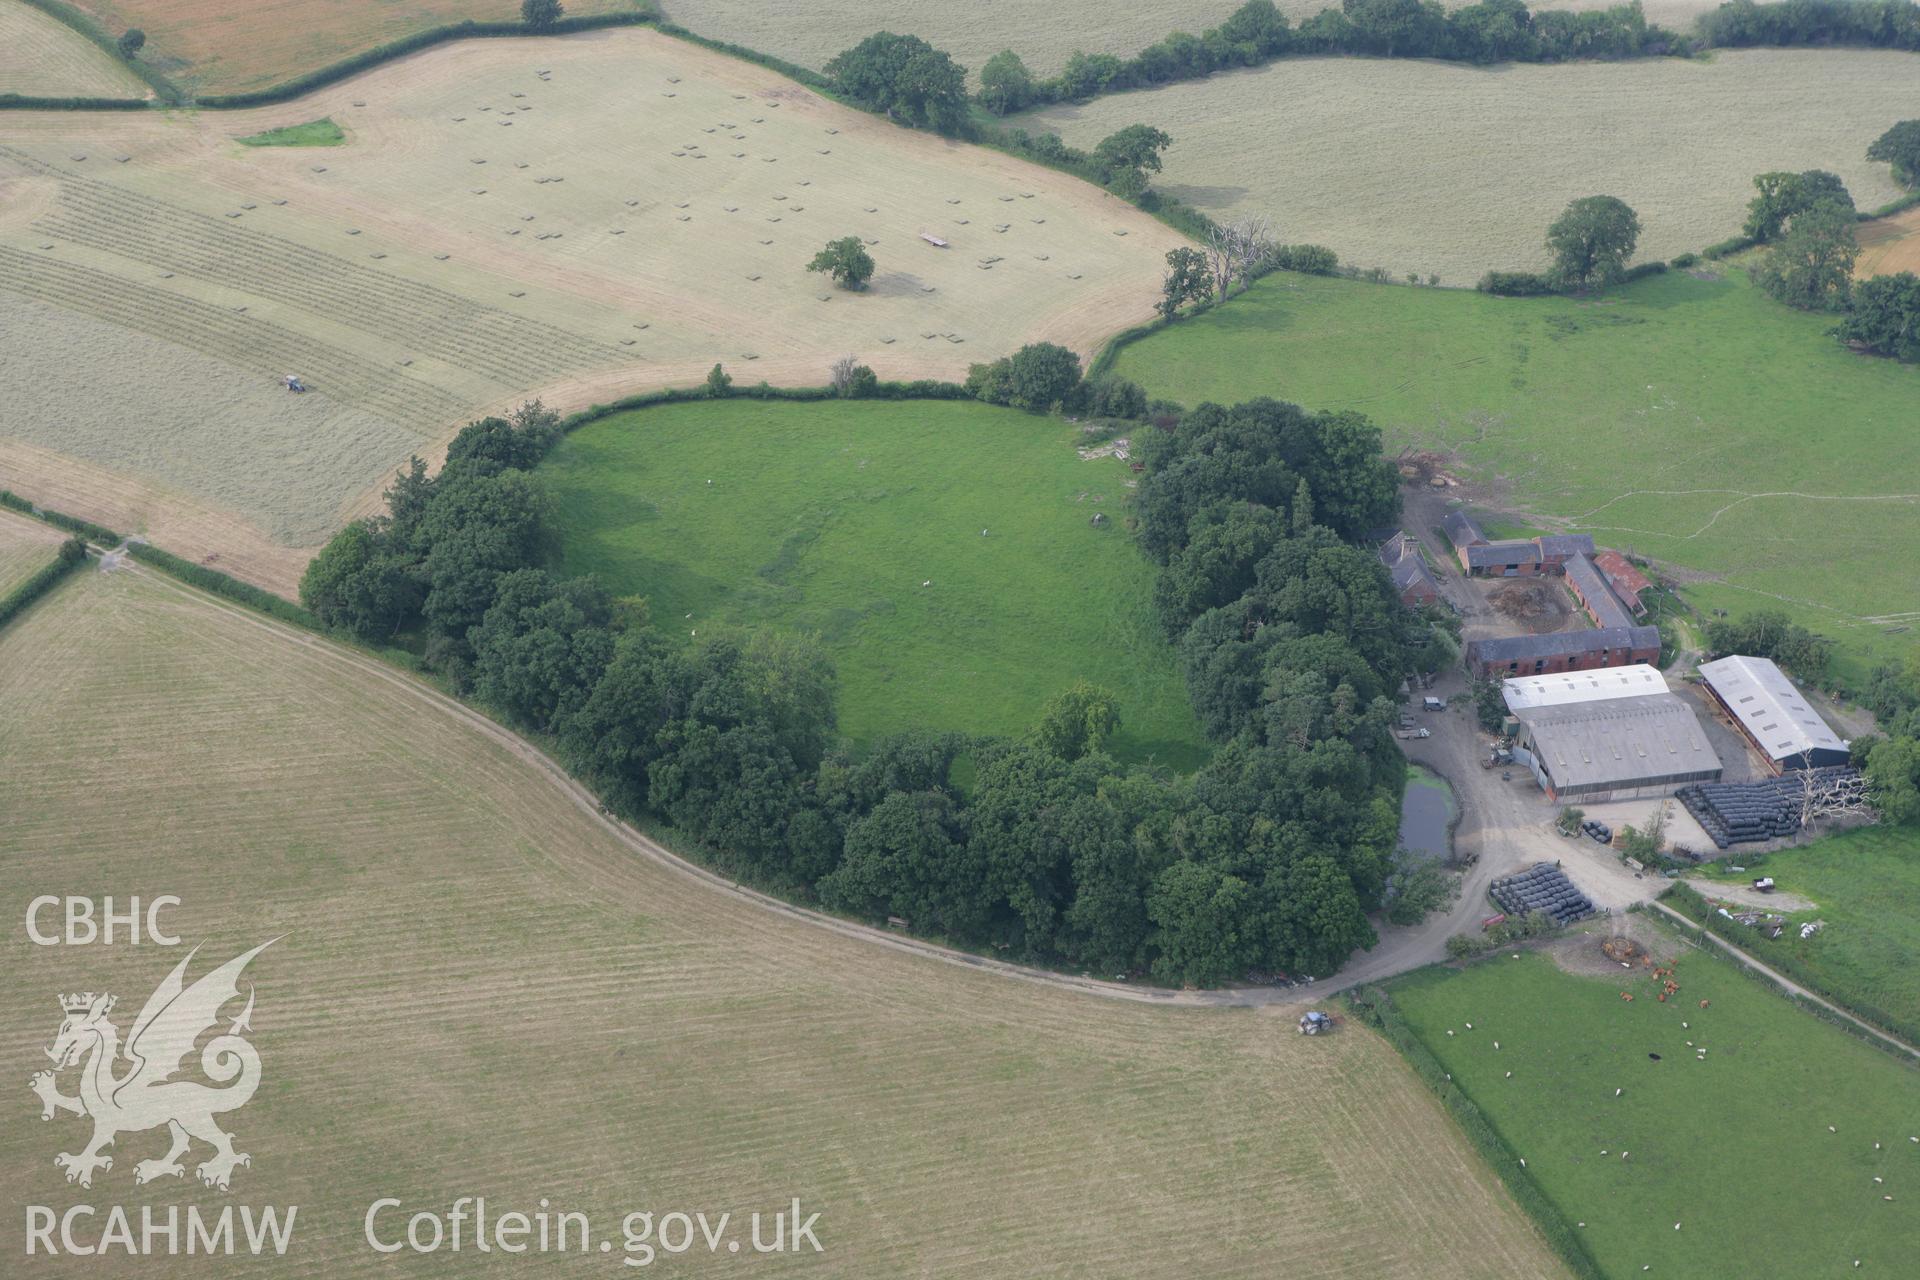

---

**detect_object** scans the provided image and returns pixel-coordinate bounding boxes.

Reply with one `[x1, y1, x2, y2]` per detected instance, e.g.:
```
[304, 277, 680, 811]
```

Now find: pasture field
[63, 0, 633, 94]
[0, 565, 1566, 1278]
[546, 399, 1205, 766]
[1690, 827, 1920, 1044]
[662, 0, 1722, 83]
[1857, 204, 1920, 278]
[1385, 930, 1920, 1278]
[0, 27, 1181, 596]
[0, 507, 65, 598]
[0, 0, 148, 99]
[1019, 50, 1915, 281]
[1112, 266, 1920, 682]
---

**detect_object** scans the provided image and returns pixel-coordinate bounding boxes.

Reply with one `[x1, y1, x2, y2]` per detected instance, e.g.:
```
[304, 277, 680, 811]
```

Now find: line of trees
[298, 383, 1432, 985]
[973, 0, 1691, 117]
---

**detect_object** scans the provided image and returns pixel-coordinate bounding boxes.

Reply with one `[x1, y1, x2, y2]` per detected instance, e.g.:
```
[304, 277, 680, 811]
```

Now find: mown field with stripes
[0, 1, 147, 99]
[0, 508, 65, 597]
[0, 566, 1566, 1278]
[0, 26, 1180, 597]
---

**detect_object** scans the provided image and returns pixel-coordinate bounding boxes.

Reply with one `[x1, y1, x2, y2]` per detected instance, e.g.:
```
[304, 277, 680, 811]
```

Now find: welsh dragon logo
[29, 940, 275, 1191]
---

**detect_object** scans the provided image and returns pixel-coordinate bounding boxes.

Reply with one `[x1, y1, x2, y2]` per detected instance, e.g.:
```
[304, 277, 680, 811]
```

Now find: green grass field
[545, 399, 1206, 766]
[1386, 934, 1920, 1278]
[1691, 826, 1920, 1043]
[1114, 266, 1920, 683]
[236, 116, 344, 147]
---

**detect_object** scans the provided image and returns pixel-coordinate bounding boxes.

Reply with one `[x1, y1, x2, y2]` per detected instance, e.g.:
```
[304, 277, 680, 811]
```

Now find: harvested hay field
[63, 0, 632, 94]
[662, 0, 1722, 83]
[1857, 204, 1920, 279]
[0, 566, 1565, 1279]
[0, 507, 65, 598]
[0, 0, 147, 99]
[0, 26, 1181, 596]
[1018, 49, 1916, 281]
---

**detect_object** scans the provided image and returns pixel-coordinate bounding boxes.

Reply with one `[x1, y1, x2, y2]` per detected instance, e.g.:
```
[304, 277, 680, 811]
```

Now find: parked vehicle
[1422, 696, 1447, 712]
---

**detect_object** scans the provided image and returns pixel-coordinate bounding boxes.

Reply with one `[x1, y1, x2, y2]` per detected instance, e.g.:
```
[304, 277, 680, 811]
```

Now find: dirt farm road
[1648, 900, 1920, 1061]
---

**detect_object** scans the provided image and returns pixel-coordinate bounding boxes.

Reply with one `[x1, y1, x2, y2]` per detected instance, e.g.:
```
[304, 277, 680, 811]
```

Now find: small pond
[1399, 764, 1457, 864]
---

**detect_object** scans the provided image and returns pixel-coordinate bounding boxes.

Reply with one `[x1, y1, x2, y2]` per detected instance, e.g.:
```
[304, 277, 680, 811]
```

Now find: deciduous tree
[807, 236, 875, 290]
[1754, 198, 1858, 311]
[1868, 119, 1920, 189]
[1545, 195, 1640, 291]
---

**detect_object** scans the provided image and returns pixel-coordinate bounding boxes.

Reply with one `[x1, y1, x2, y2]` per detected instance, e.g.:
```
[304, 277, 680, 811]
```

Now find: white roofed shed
[1697, 655, 1849, 770]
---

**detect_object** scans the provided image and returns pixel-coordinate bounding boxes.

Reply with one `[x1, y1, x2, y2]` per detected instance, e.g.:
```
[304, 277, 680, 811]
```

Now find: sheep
[1615, 1088, 1623, 1097]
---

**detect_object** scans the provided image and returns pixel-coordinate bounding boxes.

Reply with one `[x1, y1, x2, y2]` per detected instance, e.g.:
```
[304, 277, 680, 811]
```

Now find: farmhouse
[1464, 626, 1662, 680]
[1502, 667, 1722, 802]
[1698, 655, 1850, 772]
[1377, 531, 1440, 607]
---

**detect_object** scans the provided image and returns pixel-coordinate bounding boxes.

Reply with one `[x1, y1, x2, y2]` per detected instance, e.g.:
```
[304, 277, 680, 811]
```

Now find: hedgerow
[0, 490, 121, 544]
[1346, 984, 1606, 1280]
[0, 537, 88, 631]
[125, 543, 319, 630]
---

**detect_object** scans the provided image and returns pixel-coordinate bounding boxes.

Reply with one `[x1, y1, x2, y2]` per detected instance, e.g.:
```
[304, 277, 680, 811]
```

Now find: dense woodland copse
[301, 379, 1437, 986]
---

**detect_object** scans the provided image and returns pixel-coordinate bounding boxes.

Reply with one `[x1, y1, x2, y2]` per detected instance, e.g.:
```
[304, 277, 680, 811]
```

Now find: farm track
[1649, 900, 1920, 1062]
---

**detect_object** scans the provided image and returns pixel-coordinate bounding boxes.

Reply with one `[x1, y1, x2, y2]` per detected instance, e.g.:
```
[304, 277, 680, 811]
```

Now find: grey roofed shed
[1565, 552, 1635, 628]
[1515, 693, 1723, 797]
[1445, 510, 1488, 548]
[1467, 625, 1662, 665]
[1534, 534, 1597, 559]
[1466, 541, 1541, 569]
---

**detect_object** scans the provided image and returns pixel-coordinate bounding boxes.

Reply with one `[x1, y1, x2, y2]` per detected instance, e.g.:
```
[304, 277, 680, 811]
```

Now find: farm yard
[1113, 266, 1920, 682]
[1687, 827, 1920, 1046]
[0, 0, 149, 99]
[0, 25, 1181, 595]
[1018, 49, 1916, 281]
[0, 506, 65, 597]
[59, 0, 635, 94]
[1384, 926, 1920, 1278]
[660, 0, 1726, 84]
[545, 399, 1206, 765]
[0, 565, 1567, 1279]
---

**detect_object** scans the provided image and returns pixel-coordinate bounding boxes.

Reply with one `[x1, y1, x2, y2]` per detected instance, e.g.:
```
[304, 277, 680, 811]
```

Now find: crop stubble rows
[0, 568, 1565, 1278]
[0, 28, 1180, 596]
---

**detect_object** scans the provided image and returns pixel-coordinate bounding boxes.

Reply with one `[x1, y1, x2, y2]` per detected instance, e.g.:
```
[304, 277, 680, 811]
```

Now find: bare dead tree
[829, 355, 860, 396]
[1204, 214, 1274, 303]
[1794, 757, 1875, 827]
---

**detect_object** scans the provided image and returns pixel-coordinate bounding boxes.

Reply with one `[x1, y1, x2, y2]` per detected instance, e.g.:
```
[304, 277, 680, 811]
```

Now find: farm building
[1593, 550, 1650, 616]
[1377, 531, 1440, 607]
[1564, 552, 1635, 629]
[1464, 626, 1662, 680]
[1502, 669, 1722, 802]
[1697, 655, 1850, 772]
[1502, 665, 1673, 711]
[1444, 510, 1488, 553]
[1465, 540, 1543, 576]
[1452, 526, 1598, 578]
